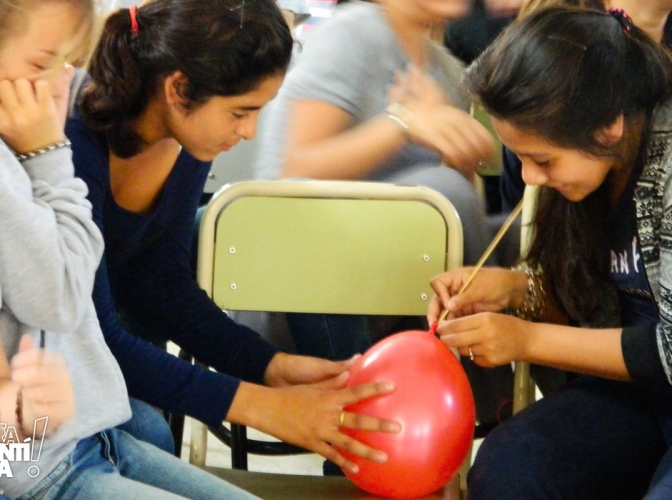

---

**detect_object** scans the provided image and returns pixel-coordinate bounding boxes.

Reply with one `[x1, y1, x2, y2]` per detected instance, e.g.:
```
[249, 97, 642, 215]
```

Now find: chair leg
[167, 348, 195, 459]
[168, 413, 185, 458]
[513, 361, 534, 414]
[458, 441, 473, 494]
[231, 423, 249, 470]
[446, 472, 464, 500]
[190, 418, 208, 468]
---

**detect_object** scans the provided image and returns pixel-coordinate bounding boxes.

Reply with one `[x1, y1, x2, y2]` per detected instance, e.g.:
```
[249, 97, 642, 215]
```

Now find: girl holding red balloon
[67, 0, 402, 478]
[429, 6, 672, 500]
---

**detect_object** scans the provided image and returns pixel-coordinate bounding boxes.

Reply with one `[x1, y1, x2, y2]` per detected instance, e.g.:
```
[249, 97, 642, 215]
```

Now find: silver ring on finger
[469, 345, 474, 361]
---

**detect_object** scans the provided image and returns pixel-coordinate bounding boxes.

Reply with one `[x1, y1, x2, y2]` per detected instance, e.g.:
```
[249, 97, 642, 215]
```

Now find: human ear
[163, 71, 190, 107]
[596, 114, 624, 146]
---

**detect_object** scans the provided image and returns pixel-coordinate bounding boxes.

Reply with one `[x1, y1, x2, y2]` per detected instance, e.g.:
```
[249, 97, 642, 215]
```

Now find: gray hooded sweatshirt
[0, 140, 129, 498]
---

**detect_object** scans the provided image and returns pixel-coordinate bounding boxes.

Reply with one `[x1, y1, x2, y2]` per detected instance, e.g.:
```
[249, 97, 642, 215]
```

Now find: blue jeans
[285, 313, 372, 360]
[116, 397, 176, 455]
[646, 448, 672, 499]
[17, 429, 259, 500]
[468, 376, 668, 500]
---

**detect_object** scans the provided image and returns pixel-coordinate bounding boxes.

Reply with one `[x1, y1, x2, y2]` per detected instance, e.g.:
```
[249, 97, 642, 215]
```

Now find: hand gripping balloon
[340, 330, 475, 498]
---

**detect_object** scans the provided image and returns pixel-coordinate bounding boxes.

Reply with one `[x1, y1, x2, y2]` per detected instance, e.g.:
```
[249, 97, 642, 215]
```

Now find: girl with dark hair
[499, 0, 672, 212]
[428, 7, 672, 499]
[66, 0, 401, 475]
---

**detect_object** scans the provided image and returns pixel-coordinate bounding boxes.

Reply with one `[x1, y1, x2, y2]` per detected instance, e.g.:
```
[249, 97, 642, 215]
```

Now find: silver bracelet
[385, 102, 412, 139]
[508, 263, 546, 321]
[14, 139, 72, 162]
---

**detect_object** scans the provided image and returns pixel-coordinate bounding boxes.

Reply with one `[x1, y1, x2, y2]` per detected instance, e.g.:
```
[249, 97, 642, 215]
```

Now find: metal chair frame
[190, 179, 464, 470]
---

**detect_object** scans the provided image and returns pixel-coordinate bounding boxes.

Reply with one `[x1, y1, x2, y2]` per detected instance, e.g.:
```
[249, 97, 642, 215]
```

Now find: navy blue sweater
[65, 110, 280, 427]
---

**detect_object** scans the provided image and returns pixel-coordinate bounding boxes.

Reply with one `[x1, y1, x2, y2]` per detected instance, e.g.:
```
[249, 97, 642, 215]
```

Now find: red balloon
[340, 330, 475, 499]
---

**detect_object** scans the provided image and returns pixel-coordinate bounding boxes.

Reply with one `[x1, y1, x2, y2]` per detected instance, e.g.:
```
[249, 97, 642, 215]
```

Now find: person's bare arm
[282, 98, 494, 180]
[281, 100, 408, 179]
[439, 314, 628, 380]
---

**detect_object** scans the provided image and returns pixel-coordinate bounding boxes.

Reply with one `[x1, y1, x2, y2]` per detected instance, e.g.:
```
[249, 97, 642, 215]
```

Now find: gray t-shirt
[0, 143, 130, 498]
[253, 0, 469, 180]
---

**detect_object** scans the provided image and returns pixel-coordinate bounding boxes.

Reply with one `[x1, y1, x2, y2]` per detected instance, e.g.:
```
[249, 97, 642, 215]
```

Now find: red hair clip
[130, 5, 139, 34]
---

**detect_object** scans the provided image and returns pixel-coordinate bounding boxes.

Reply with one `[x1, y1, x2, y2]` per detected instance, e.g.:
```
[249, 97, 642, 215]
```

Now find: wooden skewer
[432, 198, 524, 331]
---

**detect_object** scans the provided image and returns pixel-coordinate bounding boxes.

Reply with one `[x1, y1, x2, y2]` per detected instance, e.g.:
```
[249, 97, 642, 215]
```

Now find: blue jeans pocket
[18, 452, 72, 500]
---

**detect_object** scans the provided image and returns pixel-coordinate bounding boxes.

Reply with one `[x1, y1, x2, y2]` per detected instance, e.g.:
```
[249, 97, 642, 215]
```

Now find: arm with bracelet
[264, 1, 494, 181]
[428, 263, 627, 380]
[505, 263, 568, 326]
[385, 102, 412, 139]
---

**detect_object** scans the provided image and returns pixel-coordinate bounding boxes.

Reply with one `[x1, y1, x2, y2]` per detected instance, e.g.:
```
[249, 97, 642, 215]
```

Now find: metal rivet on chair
[230, 283, 237, 290]
[423, 254, 430, 261]
[208, 172, 216, 180]
[229, 247, 236, 254]
[421, 293, 428, 300]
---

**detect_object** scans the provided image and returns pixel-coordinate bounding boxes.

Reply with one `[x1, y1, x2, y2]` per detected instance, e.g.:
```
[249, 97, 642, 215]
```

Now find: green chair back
[198, 180, 463, 317]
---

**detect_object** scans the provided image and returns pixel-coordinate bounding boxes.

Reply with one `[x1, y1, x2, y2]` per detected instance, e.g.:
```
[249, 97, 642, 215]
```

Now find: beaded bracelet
[385, 102, 412, 139]
[508, 263, 546, 321]
[14, 139, 72, 162]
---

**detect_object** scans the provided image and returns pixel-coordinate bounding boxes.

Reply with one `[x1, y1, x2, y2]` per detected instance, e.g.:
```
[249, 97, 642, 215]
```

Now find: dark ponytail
[80, 0, 292, 158]
[465, 7, 672, 324]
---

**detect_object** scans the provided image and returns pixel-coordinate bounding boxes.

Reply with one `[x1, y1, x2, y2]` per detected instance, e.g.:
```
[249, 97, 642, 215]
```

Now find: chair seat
[206, 467, 459, 500]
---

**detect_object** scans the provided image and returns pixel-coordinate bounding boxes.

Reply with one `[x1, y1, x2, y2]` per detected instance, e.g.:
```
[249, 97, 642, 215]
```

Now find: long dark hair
[80, 0, 292, 158]
[465, 7, 672, 324]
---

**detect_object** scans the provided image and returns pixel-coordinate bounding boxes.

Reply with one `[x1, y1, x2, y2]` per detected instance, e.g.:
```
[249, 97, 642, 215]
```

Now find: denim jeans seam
[99, 430, 115, 466]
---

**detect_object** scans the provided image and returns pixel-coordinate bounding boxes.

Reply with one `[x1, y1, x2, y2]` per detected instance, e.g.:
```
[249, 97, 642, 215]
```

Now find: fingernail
[372, 451, 388, 463]
[348, 463, 360, 474]
[383, 421, 402, 433]
[381, 381, 395, 392]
